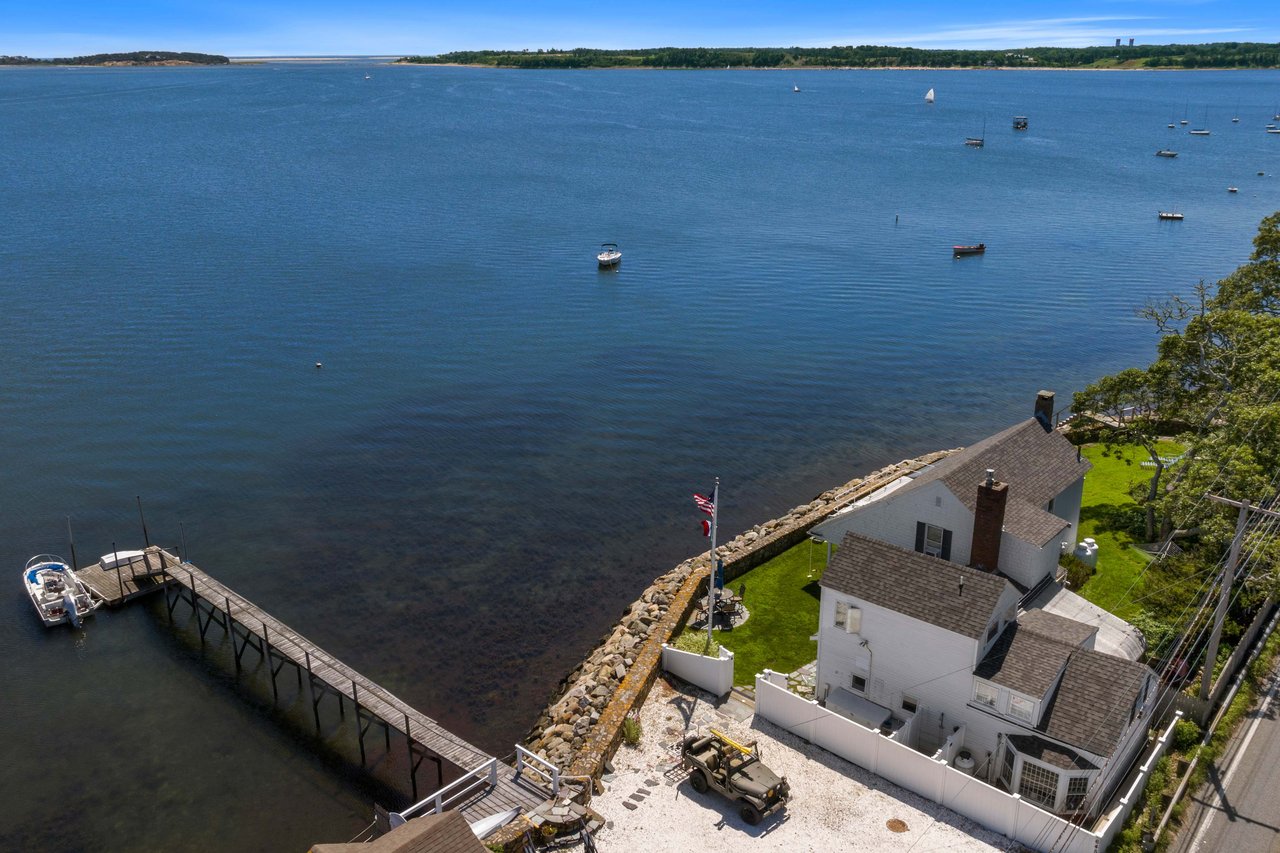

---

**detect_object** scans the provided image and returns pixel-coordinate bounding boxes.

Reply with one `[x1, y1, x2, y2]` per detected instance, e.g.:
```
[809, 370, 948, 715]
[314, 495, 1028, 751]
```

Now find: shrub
[1171, 719, 1202, 753]
[672, 630, 720, 657]
[1059, 554, 1094, 590]
[621, 712, 643, 746]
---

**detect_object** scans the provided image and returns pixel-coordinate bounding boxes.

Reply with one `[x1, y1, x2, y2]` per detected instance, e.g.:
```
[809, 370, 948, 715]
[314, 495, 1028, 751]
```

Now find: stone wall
[523, 449, 956, 779]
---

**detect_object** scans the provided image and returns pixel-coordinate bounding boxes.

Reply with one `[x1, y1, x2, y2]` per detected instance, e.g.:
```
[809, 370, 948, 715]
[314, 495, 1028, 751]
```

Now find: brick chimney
[971, 469, 1008, 573]
[1034, 390, 1055, 432]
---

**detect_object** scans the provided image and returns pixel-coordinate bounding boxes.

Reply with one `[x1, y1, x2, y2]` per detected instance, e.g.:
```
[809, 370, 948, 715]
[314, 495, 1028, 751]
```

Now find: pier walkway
[78, 546, 549, 826]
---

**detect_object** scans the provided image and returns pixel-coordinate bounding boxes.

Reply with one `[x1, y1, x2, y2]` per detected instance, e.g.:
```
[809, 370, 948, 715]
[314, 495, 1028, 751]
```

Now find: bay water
[1, 61, 1277, 850]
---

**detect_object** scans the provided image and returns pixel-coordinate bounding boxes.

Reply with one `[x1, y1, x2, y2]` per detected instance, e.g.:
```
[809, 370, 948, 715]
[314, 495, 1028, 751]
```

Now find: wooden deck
[75, 548, 173, 605]
[84, 546, 548, 823]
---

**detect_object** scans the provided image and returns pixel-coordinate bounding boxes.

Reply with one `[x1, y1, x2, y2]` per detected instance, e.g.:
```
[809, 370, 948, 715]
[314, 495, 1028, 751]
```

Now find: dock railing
[388, 757, 499, 828]
[514, 745, 561, 798]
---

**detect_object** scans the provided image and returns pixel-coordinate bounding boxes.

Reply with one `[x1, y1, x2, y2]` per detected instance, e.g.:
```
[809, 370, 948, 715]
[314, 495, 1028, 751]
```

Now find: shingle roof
[895, 418, 1090, 546]
[1039, 649, 1152, 757]
[1020, 608, 1097, 648]
[1007, 734, 1098, 771]
[975, 623, 1074, 699]
[823, 532, 1012, 640]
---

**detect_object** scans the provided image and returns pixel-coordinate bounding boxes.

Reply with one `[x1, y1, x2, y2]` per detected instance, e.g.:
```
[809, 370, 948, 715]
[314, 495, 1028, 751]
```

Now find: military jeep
[681, 728, 790, 825]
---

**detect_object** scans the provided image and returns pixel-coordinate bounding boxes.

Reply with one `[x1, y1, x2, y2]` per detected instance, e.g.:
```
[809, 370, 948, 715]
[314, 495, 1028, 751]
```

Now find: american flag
[693, 489, 716, 516]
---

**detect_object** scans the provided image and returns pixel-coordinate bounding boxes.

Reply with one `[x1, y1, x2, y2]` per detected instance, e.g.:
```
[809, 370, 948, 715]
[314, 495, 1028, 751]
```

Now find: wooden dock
[76, 548, 173, 605]
[82, 546, 549, 825]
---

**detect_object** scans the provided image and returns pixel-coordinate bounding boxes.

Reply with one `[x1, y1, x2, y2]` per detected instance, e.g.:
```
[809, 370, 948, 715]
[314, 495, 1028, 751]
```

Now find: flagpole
[707, 477, 719, 650]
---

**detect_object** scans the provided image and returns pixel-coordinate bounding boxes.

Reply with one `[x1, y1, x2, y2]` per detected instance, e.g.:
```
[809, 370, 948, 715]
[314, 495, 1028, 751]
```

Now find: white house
[811, 391, 1089, 592]
[816, 532, 1157, 819]
[811, 390, 1144, 660]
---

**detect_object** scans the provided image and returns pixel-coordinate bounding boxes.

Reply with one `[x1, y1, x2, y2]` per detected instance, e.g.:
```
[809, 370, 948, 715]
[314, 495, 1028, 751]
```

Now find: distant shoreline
[391, 62, 1248, 72]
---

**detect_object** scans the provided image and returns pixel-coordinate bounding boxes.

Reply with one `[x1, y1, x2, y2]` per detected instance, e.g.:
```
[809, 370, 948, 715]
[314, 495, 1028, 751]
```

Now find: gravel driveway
[580, 677, 1021, 852]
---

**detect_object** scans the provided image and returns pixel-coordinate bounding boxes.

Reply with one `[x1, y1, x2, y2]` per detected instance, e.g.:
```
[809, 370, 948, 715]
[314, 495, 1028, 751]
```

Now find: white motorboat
[24, 555, 100, 628]
[597, 242, 622, 268]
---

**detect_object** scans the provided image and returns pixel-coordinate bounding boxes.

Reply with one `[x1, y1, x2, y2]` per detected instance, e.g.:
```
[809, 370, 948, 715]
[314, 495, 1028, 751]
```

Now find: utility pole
[1200, 494, 1280, 700]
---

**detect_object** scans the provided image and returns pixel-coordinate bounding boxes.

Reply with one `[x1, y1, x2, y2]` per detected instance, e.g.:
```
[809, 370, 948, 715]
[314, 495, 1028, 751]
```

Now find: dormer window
[974, 681, 998, 707]
[1009, 694, 1035, 723]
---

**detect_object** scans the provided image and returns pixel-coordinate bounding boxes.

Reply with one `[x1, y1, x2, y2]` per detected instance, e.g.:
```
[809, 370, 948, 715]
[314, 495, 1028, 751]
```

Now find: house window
[915, 522, 952, 560]
[1009, 695, 1035, 723]
[851, 674, 867, 693]
[1018, 762, 1060, 810]
[834, 601, 861, 633]
[1000, 745, 1015, 787]
[974, 681, 998, 707]
[902, 696, 918, 714]
[923, 524, 945, 556]
[1065, 776, 1089, 812]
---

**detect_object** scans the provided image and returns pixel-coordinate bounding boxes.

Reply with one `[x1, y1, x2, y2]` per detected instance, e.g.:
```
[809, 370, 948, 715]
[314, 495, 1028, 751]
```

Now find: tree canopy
[399, 42, 1280, 69]
[1073, 213, 1280, 590]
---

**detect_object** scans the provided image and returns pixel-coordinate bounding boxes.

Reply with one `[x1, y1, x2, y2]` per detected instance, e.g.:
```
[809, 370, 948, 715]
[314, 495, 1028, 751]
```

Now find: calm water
[1, 61, 1277, 849]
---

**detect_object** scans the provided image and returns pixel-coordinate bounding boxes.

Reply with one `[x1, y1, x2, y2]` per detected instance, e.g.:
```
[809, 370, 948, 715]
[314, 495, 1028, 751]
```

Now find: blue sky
[3, 0, 1275, 58]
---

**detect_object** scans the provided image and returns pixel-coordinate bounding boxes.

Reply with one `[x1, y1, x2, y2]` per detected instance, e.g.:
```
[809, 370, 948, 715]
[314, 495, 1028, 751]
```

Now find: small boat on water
[1158, 211, 1184, 221]
[793, 84, 800, 93]
[925, 88, 935, 104]
[597, 242, 622, 268]
[964, 117, 986, 147]
[1188, 129, 1211, 136]
[1012, 116, 1028, 130]
[1228, 187, 1238, 193]
[952, 243, 985, 256]
[1268, 128, 1280, 135]
[1156, 149, 1178, 158]
[24, 555, 99, 628]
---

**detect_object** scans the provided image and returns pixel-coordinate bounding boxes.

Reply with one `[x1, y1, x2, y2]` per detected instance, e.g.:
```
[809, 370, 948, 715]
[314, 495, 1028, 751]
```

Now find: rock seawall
[523, 449, 956, 778]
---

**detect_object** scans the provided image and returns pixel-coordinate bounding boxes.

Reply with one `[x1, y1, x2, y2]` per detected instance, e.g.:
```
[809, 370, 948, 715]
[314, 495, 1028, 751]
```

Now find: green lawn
[1074, 441, 1184, 621]
[676, 539, 828, 686]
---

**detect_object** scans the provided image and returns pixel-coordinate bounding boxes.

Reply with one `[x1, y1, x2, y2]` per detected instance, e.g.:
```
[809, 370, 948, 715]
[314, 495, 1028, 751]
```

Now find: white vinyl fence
[661, 644, 734, 697]
[754, 671, 1179, 853]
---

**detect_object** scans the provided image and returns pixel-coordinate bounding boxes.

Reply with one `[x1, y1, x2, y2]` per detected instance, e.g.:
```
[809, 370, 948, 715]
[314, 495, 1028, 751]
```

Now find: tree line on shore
[0, 51, 229, 66]
[1071, 212, 1280, 655]
[400, 42, 1280, 69]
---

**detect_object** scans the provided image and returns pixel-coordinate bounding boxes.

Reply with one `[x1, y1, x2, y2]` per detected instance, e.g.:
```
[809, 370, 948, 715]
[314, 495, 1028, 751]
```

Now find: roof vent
[959, 575, 965, 597]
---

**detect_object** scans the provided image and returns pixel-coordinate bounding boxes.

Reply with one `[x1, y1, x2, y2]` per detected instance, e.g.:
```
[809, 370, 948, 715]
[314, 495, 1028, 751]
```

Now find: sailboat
[925, 88, 935, 104]
[965, 116, 985, 147]
[1180, 101, 1189, 125]
[1189, 107, 1210, 136]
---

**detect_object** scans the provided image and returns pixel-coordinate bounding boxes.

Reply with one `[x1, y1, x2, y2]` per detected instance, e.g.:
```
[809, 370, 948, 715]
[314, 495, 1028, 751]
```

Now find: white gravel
[581, 677, 1021, 853]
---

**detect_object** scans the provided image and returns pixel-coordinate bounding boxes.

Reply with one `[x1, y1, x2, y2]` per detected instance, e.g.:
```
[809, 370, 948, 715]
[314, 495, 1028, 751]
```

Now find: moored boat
[1158, 211, 1184, 221]
[596, 242, 622, 268]
[1188, 129, 1210, 136]
[1228, 187, 1238, 193]
[24, 555, 100, 628]
[952, 243, 985, 256]
[1012, 116, 1028, 130]
[1155, 149, 1177, 158]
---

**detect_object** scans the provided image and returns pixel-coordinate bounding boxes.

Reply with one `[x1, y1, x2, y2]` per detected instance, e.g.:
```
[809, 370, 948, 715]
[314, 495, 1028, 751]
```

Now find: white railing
[388, 757, 499, 827]
[515, 745, 561, 797]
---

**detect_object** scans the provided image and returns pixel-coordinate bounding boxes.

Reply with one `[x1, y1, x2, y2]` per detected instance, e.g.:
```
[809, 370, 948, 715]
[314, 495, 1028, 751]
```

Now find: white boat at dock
[24, 555, 100, 627]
